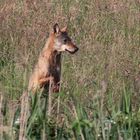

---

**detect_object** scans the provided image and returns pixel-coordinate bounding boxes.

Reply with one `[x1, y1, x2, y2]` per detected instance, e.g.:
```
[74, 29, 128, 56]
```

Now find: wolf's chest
[49, 64, 61, 76]
[49, 53, 61, 76]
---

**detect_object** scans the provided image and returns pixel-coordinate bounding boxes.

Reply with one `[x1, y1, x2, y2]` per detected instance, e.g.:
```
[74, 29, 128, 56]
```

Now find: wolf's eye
[63, 39, 67, 44]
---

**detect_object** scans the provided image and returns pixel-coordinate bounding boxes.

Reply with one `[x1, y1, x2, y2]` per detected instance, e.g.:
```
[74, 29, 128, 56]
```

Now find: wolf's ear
[61, 26, 67, 32]
[53, 23, 60, 34]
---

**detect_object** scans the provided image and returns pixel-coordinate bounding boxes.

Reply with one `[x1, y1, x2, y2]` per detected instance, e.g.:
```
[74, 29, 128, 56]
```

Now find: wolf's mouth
[65, 48, 79, 54]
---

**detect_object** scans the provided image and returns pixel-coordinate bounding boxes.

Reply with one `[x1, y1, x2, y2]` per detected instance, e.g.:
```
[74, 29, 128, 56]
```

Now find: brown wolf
[28, 23, 78, 93]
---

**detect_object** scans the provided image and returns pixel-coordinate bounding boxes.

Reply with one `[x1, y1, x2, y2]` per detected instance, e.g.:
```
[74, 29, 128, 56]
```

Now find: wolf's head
[52, 23, 78, 54]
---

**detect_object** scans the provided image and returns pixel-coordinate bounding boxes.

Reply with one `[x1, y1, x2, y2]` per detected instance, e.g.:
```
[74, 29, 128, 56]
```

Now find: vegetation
[0, 0, 140, 139]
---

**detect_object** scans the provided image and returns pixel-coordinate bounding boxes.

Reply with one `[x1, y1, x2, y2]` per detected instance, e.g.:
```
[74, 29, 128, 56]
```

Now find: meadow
[0, 0, 140, 139]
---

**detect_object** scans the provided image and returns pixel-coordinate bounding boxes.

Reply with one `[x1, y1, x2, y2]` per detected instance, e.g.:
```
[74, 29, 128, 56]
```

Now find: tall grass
[0, 0, 140, 139]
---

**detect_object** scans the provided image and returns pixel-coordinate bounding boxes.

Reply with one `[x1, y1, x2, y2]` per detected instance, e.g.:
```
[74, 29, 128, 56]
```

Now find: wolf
[28, 23, 78, 93]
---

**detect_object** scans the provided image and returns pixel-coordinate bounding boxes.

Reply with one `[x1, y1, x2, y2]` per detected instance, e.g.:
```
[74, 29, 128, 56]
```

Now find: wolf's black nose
[75, 47, 79, 53]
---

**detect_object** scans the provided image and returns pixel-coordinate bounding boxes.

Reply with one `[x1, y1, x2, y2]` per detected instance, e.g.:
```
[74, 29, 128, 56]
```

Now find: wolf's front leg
[39, 76, 54, 86]
[52, 82, 60, 93]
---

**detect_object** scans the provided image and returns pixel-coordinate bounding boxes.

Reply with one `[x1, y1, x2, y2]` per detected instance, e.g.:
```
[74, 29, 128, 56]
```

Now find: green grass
[0, 0, 140, 139]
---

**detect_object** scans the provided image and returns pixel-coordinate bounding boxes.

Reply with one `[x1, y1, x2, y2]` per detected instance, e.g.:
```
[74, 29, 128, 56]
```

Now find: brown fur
[28, 24, 78, 93]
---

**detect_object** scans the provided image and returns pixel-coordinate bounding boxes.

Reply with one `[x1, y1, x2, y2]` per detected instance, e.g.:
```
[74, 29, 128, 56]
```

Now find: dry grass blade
[0, 94, 3, 126]
[72, 100, 85, 140]
[19, 91, 30, 140]
[48, 78, 53, 117]
[98, 81, 108, 140]
[0, 94, 4, 139]
[55, 55, 63, 137]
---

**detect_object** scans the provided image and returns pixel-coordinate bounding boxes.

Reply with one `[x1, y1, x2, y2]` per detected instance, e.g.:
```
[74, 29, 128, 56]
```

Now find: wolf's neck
[42, 35, 61, 62]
